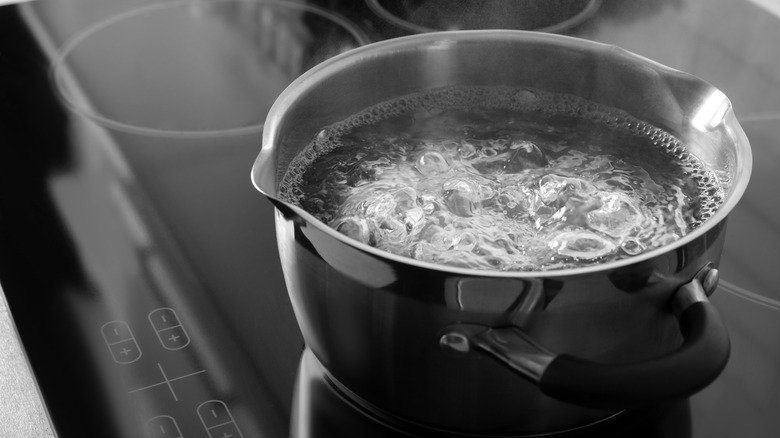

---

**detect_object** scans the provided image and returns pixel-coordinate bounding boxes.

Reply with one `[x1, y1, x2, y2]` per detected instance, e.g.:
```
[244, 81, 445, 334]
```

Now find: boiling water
[279, 86, 723, 271]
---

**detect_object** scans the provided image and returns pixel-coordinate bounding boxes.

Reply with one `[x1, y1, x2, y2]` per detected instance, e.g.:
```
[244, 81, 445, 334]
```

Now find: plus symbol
[168, 333, 180, 343]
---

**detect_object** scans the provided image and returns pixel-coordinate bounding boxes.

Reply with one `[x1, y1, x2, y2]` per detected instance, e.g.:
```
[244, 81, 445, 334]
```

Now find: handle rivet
[440, 332, 470, 353]
[701, 268, 720, 296]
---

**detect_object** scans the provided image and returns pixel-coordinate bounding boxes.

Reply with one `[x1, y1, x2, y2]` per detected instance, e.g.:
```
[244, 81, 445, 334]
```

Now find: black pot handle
[440, 267, 730, 409]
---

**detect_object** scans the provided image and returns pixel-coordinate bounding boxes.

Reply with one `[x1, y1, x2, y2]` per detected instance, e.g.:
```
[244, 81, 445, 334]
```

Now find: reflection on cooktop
[364, 0, 602, 34]
[718, 116, 780, 308]
[292, 348, 693, 438]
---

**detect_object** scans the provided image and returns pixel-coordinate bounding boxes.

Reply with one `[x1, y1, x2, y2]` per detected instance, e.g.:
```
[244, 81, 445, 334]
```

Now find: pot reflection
[292, 348, 693, 438]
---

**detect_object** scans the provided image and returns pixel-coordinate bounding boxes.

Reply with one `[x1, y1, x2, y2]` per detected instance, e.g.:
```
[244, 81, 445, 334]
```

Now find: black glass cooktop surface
[1, 1, 779, 437]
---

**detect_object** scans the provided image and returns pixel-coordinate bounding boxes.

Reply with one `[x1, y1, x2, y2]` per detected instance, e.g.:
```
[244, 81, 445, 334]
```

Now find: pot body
[276, 207, 726, 435]
[254, 31, 751, 436]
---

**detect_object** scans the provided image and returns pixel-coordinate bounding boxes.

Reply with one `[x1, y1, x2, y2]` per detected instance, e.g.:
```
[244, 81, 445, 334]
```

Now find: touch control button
[109, 340, 142, 364]
[149, 308, 179, 329]
[102, 320, 133, 343]
[147, 415, 182, 438]
[101, 320, 142, 364]
[198, 400, 244, 438]
[159, 326, 189, 350]
[149, 308, 190, 350]
[207, 423, 242, 438]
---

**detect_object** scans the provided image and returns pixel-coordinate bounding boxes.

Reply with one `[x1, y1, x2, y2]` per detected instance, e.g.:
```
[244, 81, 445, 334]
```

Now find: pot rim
[253, 29, 753, 278]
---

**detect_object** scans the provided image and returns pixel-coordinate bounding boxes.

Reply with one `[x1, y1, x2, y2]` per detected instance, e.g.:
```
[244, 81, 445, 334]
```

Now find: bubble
[412, 241, 436, 262]
[513, 89, 538, 107]
[538, 174, 571, 205]
[414, 151, 449, 176]
[377, 216, 408, 244]
[420, 224, 454, 250]
[477, 183, 496, 201]
[404, 206, 425, 233]
[440, 140, 460, 154]
[417, 194, 439, 215]
[486, 257, 505, 268]
[473, 140, 548, 174]
[498, 184, 530, 217]
[315, 128, 330, 143]
[537, 174, 598, 209]
[482, 147, 498, 158]
[443, 178, 481, 217]
[333, 217, 371, 244]
[362, 190, 395, 218]
[394, 188, 425, 232]
[620, 239, 644, 255]
[454, 232, 477, 251]
[549, 231, 616, 260]
[586, 193, 644, 238]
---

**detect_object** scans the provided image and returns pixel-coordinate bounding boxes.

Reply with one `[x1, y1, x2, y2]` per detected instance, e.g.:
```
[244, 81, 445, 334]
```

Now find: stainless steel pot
[252, 31, 751, 436]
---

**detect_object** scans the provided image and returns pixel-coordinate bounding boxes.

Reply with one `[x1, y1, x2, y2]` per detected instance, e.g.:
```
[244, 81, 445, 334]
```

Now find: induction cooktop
[1, 1, 779, 437]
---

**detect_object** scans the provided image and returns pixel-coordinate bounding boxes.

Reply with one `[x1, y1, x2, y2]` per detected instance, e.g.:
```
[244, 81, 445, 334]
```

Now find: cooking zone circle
[51, 0, 368, 138]
[365, 0, 602, 34]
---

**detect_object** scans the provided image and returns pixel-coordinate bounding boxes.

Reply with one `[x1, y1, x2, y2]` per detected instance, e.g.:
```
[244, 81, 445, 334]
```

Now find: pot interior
[253, 30, 751, 274]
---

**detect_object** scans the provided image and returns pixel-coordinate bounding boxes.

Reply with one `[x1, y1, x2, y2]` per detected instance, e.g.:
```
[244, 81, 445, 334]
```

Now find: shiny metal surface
[253, 31, 751, 435]
[453, 324, 556, 382]
[700, 267, 719, 296]
[444, 267, 726, 392]
[672, 278, 711, 317]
